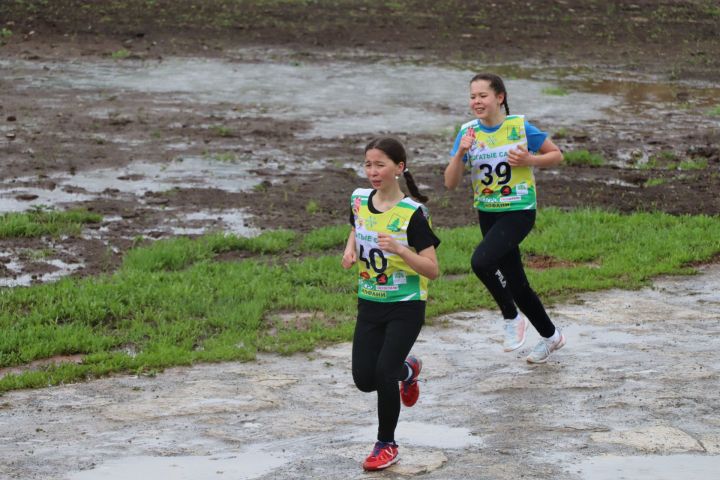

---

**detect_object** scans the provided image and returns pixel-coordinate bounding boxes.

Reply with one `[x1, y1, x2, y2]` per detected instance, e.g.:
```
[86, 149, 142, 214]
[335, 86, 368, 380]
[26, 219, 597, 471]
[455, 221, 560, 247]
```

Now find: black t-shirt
[348, 190, 441, 253]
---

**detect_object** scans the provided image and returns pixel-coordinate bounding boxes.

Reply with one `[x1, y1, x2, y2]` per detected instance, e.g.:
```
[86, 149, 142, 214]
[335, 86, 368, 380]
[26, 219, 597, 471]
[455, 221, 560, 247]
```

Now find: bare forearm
[444, 154, 465, 189]
[396, 247, 439, 280]
[530, 150, 563, 167]
[344, 229, 356, 253]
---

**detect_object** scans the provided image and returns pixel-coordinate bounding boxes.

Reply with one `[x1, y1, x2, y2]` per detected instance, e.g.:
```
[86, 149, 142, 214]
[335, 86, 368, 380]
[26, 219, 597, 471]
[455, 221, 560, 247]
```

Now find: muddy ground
[2, 266, 719, 479]
[0, 1, 719, 478]
[1, 1, 720, 281]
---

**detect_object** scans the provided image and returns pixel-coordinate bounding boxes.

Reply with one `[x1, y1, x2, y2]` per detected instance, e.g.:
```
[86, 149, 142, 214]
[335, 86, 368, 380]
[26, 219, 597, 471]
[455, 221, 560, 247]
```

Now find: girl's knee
[352, 369, 376, 392]
[470, 254, 495, 276]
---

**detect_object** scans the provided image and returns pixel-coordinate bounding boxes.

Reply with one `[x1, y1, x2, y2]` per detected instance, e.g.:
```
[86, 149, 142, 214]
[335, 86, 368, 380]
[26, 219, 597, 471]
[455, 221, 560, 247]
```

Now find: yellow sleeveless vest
[351, 188, 430, 302]
[460, 115, 537, 211]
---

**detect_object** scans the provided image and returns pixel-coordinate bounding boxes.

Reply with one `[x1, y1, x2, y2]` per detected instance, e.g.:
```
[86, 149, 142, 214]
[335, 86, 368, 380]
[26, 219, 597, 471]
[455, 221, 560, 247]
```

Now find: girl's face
[364, 148, 404, 191]
[469, 80, 505, 121]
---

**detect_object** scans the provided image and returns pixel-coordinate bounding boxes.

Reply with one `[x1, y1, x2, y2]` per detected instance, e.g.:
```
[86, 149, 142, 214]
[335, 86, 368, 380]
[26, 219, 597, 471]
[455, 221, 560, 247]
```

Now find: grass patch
[553, 127, 569, 139]
[542, 86, 569, 96]
[677, 158, 708, 171]
[205, 151, 237, 163]
[110, 48, 131, 59]
[2, 208, 720, 392]
[644, 178, 667, 187]
[563, 149, 605, 166]
[707, 105, 720, 117]
[211, 125, 233, 137]
[305, 199, 320, 215]
[0, 208, 102, 239]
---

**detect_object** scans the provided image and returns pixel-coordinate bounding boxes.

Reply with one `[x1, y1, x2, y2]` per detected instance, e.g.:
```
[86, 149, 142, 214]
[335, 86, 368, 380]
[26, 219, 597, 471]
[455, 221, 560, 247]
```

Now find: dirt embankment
[1, 0, 719, 81]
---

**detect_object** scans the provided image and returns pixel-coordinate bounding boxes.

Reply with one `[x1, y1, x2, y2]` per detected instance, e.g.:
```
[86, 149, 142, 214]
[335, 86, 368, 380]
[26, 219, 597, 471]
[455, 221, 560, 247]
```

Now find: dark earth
[0, 0, 719, 281]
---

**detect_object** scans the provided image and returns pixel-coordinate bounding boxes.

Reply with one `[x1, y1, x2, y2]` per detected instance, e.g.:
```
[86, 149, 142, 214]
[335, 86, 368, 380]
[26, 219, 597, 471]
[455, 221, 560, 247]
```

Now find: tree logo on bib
[507, 125, 522, 141]
[386, 216, 402, 232]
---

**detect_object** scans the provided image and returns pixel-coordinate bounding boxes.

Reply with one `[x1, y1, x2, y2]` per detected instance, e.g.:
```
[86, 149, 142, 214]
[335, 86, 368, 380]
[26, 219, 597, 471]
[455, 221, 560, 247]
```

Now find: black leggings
[352, 299, 424, 443]
[470, 209, 556, 338]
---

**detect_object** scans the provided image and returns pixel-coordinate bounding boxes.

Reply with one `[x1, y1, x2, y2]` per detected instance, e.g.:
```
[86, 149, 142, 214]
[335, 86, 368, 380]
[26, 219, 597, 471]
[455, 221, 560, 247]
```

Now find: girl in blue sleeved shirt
[445, 73, 566, 364]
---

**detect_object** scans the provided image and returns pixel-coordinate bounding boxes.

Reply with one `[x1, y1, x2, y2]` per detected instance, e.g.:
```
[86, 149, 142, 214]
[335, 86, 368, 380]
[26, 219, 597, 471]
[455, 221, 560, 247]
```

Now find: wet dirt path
[2, 265, 718, 480]
[2, 50, 719, 285]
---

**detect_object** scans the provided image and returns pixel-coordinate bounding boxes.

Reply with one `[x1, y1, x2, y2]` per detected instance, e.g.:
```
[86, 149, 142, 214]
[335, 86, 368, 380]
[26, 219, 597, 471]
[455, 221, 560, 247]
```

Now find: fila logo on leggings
[495, 269, 507, 288]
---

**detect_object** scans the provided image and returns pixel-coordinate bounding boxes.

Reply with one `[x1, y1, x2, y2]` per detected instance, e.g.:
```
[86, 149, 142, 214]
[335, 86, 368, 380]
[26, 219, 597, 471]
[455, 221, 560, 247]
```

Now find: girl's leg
[471, 210, 556, 337]
[497, 242, 556, 338]
[470, 210, 532, 319]
[352, 302, 386, 394]
[373, 302, 425, 443]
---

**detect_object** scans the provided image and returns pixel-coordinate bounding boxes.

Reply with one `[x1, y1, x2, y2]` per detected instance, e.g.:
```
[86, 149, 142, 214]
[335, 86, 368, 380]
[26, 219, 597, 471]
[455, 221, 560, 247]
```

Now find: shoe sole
[503, 318, 529, 352]
[400, 357, 422, 407]
[526, 334, 566, 364]
[363, 455, 399, 471]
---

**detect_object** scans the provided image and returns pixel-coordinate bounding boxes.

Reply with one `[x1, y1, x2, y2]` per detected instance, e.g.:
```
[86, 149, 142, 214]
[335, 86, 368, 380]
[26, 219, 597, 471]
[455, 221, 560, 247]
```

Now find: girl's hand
[342, 249, 356, 269]
[458, 128, 483, 154]
[377, 233, 403, 255]
[507, 144, 534, 167]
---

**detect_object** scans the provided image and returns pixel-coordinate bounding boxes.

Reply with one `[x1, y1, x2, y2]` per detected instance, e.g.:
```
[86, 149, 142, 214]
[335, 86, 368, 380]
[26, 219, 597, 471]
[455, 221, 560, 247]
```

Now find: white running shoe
[503, 315, 529, 352]
[526, 331, 566, 364]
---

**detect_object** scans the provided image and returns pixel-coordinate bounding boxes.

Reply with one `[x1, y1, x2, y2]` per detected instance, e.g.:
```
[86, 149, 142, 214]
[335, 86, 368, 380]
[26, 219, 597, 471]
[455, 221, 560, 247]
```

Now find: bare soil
[1, 3, 720, 479]
[0, 0, 719, 276]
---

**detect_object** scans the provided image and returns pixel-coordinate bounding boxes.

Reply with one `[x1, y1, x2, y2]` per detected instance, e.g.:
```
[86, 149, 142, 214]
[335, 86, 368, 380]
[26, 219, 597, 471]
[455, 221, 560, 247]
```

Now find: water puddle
[67, 450, 290, 480]
[0, 156, 262, 212]
[0, 257, 84, 288]
[576, 454, 720, 480]
[155, 209, 259, 237]
[3, 56, 617, 137]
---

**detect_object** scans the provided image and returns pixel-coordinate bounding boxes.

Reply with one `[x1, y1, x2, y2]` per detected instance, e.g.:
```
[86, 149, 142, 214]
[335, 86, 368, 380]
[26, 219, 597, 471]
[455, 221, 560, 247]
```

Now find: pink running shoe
[400, 355, 422, 407]
[362, 441, 399, 471]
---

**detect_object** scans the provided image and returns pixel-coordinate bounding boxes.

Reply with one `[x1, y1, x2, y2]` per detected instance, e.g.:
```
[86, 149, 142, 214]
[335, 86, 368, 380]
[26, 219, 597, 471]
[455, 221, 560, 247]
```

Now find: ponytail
[402, 169, 428, 203]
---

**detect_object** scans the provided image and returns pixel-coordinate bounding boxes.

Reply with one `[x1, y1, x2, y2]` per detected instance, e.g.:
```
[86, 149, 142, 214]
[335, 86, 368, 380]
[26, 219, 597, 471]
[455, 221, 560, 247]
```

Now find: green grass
[563, 149, 605, 166]
[110, 48, 131, 59]
[553, 127, 569, 139]
[707, 105, 720, 117]
[644, 178, 667, 187]
[205, 151, 237, 163]
[211, 125, 232, 137]
[305, 200, 320, 215]
[677, 158, 708, 171]
[542, 86, 569, 96]
[0, 208, 102, 239]
[2, 208, 720, 392]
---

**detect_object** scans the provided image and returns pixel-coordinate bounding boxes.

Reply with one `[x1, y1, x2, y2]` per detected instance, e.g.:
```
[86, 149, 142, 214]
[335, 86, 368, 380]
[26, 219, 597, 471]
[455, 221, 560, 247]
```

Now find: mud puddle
[2, 51, 719, 286]
[576, 454, 720, 480]
[1, 264, 718, 480]
[2, 55, 617, 138]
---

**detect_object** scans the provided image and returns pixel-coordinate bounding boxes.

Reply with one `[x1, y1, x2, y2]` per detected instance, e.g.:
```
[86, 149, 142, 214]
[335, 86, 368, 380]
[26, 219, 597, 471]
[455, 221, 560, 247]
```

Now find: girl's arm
[444, 151, 466, 190]
[508, 138, 563, 167]
[444, 128, 477, 189]
[377, 233, 439, 280]
[341, 228, 357, 269]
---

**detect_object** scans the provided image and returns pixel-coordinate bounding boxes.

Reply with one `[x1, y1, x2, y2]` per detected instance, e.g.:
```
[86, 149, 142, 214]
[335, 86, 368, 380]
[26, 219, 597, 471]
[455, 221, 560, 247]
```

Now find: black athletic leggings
[352, 299, 424, 443]
[470, 209, 556, 338]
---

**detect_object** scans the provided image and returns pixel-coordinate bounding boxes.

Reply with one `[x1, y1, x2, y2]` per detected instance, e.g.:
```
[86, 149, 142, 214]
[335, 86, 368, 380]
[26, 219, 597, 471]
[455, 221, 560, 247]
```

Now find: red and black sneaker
[400, 355, 422, 407]
[362, 441, 399, 471]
